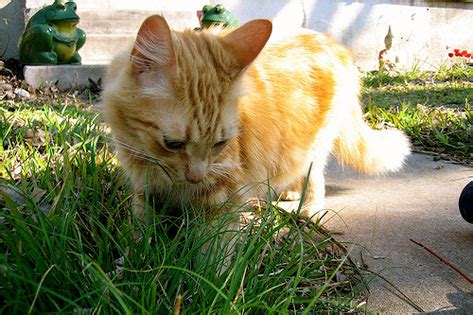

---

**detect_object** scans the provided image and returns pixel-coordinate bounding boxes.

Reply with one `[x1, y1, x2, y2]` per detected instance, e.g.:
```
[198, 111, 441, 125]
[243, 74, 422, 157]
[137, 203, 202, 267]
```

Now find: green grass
[0, 100, 366, 313]
[362, 64, 473, 164]
[1, 63, 471, 313]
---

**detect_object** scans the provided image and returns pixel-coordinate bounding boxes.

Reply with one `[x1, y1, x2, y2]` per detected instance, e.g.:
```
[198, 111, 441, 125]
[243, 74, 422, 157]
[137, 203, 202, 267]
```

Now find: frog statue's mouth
[52, 20, 80, 46]
[55, 20, 79, 28]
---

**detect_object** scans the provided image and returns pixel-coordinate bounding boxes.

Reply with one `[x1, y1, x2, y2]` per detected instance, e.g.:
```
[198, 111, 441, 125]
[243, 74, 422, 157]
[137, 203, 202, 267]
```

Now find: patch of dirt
[0, 58, 101, 107]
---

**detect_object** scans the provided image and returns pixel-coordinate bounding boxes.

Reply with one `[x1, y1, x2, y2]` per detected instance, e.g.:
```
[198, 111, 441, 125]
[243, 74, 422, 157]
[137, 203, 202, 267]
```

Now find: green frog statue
[19, 0, 86, 64]
[199, 4, 239, 29]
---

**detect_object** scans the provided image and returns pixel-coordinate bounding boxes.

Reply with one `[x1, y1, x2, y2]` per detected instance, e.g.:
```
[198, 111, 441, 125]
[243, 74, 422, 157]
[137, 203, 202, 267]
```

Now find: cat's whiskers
[124, 151, 176, 184]
[108, 137, 158, 161]
[121, 149, 158, 164]
[108, 137, 175, 181]
[123, 151, 164, 167]
[212, 162, 241, 169]
[208, 162, 239, 181]
[208, 168, 232, 180]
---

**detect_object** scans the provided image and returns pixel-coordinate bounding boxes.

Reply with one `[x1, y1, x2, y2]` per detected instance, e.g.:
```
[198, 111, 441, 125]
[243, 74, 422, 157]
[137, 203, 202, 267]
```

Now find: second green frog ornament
[200, 4, 239, 29]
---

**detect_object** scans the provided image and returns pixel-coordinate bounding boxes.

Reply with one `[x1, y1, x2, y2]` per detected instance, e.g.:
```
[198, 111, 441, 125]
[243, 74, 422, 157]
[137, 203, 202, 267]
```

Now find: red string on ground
[410, 238, 473, 285]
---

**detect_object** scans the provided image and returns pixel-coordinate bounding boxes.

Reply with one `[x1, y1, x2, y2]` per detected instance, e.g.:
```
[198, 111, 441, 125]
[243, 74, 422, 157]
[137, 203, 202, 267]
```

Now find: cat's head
[104, 15, 272, 184]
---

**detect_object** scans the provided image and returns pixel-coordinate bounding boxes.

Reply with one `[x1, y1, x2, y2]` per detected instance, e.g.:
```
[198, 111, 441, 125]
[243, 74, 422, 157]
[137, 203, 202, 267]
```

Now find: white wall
[25, 0, 207, 11]
[213, 0, 473, 70]
[303, 0, 473, 69]
[2, 0, 473, 70]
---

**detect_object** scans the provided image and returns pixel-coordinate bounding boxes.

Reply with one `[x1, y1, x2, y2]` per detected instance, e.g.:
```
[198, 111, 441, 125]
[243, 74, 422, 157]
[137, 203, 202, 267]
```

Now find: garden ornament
[19, 0, 86, 65]
[378, 26, 399, 73]
[199, 4, 239, 29]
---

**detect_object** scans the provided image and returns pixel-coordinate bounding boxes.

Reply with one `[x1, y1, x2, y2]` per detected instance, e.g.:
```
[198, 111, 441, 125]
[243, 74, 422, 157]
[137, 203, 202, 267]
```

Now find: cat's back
[254, 29, 354, 76]
[240, 29, 357, 115]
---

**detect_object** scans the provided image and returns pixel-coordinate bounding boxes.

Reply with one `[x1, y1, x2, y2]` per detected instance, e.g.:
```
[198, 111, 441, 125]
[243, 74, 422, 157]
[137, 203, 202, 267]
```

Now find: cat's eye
[214, 140, 228, 148]
[164, 139, 186, 151]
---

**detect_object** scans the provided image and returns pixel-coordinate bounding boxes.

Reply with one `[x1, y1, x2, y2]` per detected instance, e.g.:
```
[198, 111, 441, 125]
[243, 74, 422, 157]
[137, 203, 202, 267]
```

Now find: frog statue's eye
[64, 1, 77, 10]
[202, 5, 212, 13]
[215, 4, 224, 14]
[54, 1, 65, 10]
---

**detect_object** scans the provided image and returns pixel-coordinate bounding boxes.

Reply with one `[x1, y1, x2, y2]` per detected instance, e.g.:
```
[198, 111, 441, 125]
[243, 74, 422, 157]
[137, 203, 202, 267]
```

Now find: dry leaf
[24, 128, 46, 146]
[31, 187, 47, 203]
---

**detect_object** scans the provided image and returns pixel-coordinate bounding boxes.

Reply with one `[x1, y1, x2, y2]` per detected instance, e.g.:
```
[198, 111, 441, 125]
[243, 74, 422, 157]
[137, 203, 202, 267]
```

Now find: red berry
[454, 48, 460, 53]
[448, 53, 454, 58]
[462, 50, 469, 57]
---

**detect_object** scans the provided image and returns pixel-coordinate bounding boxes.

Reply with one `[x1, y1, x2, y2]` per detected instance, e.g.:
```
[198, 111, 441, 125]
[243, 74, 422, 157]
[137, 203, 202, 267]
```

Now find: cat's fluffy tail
[333, 105, 411, 175]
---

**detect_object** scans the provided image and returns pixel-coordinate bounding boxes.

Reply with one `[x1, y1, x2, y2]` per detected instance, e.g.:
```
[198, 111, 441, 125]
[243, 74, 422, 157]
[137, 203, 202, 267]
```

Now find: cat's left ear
[130, 15, 176, 78]
[222, 19, 272, 70]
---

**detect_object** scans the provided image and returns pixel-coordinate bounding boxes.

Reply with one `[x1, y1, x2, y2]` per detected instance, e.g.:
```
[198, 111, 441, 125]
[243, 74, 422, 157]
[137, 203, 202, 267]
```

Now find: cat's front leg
[198, 189, 244, 273]
[131, 190, 165, 224]
[279, 165, 327, 222]
[197, 209, 241, 274]
[301, 171, 327, 222]
[132, 191, 148, 222]
[279, 180, 302, 201]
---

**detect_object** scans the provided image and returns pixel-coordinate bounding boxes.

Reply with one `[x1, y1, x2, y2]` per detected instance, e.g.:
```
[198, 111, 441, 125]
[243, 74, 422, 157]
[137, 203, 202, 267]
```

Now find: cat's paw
[279, 190, 301, 201]
[300, 207, 328, 223]
[298, 199, 328, 224]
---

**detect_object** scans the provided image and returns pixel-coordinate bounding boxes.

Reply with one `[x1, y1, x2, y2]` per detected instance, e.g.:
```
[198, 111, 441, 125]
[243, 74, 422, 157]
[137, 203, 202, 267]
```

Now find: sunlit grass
[362, 65, 473, 164]
[0, 100, 366, 313]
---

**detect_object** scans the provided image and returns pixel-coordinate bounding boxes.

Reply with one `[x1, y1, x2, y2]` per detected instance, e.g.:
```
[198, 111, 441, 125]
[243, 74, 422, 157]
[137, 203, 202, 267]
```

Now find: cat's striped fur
[102, 15, 410, 220]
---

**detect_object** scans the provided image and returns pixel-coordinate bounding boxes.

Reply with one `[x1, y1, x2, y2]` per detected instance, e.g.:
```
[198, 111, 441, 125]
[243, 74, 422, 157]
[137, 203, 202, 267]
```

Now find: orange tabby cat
[102, 15, 410, 221]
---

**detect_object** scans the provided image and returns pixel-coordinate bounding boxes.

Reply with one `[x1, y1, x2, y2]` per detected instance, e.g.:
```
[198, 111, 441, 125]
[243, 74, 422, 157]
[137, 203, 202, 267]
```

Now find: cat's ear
[222, 19, 272, 69]
[130, 15, 176, 77]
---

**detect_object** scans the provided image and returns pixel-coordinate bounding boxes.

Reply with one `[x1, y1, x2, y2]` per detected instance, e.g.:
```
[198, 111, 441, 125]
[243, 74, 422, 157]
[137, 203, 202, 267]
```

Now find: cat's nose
[185, 172, 204, 184]
[185, 160, 207, 184]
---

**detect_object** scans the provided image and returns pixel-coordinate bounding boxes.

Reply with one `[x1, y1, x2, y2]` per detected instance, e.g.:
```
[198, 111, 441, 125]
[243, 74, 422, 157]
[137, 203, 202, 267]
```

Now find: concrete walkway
[324, 153, 472, 314]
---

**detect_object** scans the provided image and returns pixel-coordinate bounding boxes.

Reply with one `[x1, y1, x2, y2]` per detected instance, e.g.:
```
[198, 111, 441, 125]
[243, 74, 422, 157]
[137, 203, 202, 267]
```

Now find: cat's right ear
[130, 15, 176, 78]
[222, 19, 272, 70]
